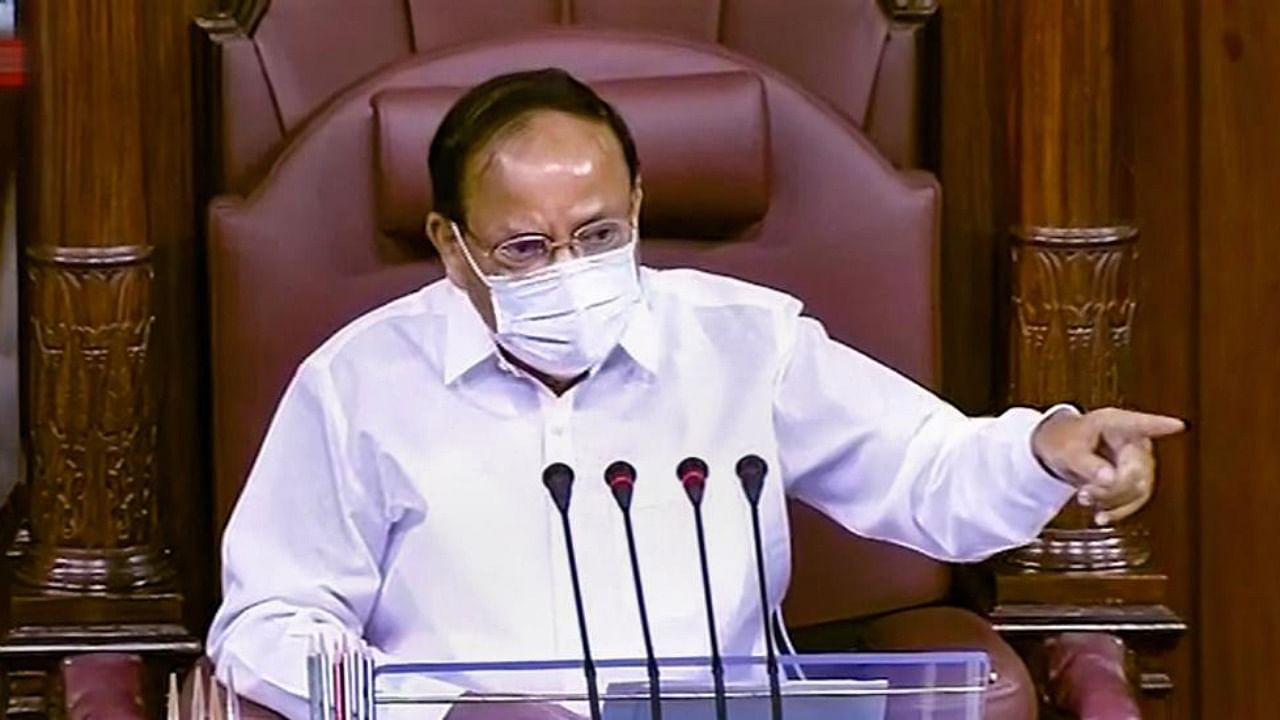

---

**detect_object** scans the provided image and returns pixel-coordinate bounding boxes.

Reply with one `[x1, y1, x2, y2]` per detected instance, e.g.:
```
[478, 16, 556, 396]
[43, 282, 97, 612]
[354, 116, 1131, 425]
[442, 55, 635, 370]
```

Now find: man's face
[426, 111, 639, 330]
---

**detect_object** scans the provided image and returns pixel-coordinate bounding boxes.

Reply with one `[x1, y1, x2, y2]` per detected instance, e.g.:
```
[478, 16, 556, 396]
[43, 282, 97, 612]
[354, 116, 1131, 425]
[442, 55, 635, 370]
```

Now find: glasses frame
[454, 216, 635, 275]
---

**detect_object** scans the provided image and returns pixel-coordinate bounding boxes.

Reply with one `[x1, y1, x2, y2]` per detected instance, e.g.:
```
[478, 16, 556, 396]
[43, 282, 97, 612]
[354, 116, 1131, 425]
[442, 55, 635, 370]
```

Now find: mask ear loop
[451, 221, 495, 289]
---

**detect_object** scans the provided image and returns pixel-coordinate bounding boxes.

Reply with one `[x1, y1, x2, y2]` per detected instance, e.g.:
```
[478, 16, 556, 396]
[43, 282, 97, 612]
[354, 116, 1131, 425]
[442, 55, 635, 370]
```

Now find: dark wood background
[2, 0, 1277, 718]
[1196, 1, 1280, 717]
[934, 0, 1271, 717]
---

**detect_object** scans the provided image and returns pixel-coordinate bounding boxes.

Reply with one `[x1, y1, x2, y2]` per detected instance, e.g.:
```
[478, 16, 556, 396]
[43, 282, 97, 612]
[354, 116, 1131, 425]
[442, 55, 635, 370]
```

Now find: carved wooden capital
[1006, 225, 1149, 571]
[16, 245, 173, 592]
[1009, 226, 1138, 410]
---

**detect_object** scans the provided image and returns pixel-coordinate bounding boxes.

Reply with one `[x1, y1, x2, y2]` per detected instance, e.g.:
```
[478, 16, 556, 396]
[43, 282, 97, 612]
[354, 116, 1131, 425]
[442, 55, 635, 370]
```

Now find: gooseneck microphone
[676, 457, 728, 720]
[542, 462, 603, 720]
[604, 461, 663, 720]
[735, 454, 784, 720]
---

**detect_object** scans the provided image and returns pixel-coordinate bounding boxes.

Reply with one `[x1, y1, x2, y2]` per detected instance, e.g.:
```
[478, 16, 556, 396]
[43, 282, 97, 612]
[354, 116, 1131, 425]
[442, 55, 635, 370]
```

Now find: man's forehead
[468, 111, 627, 188]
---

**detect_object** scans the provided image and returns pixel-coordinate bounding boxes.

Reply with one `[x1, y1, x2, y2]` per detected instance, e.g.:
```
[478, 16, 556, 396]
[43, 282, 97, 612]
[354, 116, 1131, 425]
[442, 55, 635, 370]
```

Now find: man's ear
[630, 178, 644, 227]
[426, 212, 465, 285]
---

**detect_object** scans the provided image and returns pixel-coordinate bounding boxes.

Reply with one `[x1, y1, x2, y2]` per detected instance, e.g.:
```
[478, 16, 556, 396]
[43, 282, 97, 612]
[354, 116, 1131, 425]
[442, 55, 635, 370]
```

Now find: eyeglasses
[457, 217, 634, 273]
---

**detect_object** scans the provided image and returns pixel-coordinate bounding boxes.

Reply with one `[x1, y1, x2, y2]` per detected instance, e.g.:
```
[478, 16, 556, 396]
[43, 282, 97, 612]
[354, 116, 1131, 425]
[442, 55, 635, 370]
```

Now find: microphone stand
[543, 463, 603, 720]
[677, 458, 728, 720]
[605, 461, 663, 720]
[736, 454, 784, 720]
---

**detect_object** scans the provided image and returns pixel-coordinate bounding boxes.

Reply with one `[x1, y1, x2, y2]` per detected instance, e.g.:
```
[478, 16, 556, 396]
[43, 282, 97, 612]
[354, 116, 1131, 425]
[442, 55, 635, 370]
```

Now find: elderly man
[207, 68, 1183, 719]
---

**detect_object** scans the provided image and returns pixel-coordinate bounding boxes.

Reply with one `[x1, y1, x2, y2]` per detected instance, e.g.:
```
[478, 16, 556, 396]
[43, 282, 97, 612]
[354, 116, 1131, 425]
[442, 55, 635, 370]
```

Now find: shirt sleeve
[774, 315, 1076, 563]
[207, 365, 464, 720]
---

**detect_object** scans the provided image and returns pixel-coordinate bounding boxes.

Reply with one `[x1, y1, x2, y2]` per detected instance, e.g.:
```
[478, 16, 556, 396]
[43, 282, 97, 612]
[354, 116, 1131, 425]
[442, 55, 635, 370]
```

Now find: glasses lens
[493, 236, 550, 267]
[575, 220, 630, 254]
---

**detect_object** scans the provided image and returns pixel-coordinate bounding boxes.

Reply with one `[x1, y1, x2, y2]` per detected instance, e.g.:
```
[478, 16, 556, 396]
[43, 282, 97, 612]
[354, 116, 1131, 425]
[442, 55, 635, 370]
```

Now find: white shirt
[208, 268, 1074, 719]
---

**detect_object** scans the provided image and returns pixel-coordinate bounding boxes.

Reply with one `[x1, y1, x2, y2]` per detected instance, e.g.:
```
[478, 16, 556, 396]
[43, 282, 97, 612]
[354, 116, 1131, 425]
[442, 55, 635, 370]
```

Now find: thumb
[1057, 446, 1117, 488]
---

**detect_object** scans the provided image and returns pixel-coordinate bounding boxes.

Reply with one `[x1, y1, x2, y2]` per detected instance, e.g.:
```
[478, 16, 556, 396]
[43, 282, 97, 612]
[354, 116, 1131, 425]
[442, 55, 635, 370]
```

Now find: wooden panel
[936, 0, 1003, 413]
[1198, 0, 1280, 716]
[141, 0, 221, 635]
[1124, 0, 1198, 717]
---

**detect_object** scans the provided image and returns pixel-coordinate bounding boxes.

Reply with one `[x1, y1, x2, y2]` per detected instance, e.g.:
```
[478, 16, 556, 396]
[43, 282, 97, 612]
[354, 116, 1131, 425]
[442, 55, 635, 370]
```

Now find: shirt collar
[616, 287, 660, 378]
[440, 282, 500, 385]
[437, 273, 662, 385]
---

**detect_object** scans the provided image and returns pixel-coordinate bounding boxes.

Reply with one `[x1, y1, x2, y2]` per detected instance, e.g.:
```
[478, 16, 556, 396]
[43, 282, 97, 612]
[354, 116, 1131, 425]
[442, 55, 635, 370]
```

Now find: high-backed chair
[60, 2, 1142, 718]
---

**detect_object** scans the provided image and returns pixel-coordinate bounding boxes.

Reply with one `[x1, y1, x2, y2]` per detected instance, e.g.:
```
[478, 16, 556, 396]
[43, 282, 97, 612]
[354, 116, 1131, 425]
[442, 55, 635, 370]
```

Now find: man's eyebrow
[573, 212, 610, 230]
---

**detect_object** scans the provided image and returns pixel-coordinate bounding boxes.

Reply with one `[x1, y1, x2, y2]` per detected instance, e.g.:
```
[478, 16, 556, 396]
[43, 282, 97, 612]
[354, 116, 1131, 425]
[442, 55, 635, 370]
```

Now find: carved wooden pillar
[999, 0, 1149, 573]
[15, 0, 176, 596]
[20, 245, 172, 591]
[989, 2, 1184, 716]
[1007, 226, 1147, 569]
[0, 2, 197, 714]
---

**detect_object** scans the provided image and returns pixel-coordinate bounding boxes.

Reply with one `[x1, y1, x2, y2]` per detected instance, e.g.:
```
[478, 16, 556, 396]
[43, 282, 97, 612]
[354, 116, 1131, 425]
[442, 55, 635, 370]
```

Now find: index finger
[1099, 410, 1186, 439]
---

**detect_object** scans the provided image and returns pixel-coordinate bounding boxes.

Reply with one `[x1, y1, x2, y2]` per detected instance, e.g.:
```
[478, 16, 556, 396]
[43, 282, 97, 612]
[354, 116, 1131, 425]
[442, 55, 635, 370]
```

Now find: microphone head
[734, 454, 769, 505]
[542, 462, 575, 513]
[604, 460, 637, 510]
[677, 456, 709, 505]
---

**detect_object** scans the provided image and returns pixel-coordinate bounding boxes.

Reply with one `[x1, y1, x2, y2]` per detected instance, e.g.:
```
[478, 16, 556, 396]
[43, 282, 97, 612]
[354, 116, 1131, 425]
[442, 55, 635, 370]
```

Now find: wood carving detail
[16, 246, 173, 591]
[1007, 226, 1148, 570]
[1009, 226, 1138, 410]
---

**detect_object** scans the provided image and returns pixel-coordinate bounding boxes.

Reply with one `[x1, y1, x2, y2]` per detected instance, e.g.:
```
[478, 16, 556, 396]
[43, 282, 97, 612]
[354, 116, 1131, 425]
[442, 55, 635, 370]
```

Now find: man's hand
[1032, 407, 1186, 525]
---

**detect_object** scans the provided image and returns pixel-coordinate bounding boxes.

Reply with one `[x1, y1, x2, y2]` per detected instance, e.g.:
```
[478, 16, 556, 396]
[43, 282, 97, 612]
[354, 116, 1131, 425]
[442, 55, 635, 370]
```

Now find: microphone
[604, 461, 663, 720]
[676, 457, 728, 720]
[542, 462, 603, 720]
[735, 454, 784, 720]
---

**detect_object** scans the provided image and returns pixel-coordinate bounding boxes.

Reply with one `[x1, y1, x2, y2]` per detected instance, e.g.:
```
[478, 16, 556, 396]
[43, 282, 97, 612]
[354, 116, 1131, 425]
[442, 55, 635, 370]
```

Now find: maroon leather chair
[59, 2, 1138, 718]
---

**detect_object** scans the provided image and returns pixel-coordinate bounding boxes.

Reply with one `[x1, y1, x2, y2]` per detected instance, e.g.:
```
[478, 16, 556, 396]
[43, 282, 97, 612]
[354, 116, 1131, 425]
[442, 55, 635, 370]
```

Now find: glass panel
[308, 651, 990, 719]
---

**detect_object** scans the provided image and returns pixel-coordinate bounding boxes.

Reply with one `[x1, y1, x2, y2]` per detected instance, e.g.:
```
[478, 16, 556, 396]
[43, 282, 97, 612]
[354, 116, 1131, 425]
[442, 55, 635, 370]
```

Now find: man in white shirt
[208, 68, 1184, 719]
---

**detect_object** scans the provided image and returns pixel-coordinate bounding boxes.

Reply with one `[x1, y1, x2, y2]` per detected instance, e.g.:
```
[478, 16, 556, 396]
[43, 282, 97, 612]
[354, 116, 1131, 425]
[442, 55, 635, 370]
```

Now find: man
[208, 68, 1183, 719]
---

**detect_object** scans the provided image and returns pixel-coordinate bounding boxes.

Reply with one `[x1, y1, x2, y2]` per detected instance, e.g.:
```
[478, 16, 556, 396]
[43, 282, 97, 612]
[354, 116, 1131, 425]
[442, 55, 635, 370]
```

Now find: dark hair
[428, 68, 640, 224]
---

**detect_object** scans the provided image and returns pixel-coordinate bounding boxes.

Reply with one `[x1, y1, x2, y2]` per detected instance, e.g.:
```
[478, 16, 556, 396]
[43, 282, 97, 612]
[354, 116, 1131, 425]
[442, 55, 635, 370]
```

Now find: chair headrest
[373, 71, 770, 240]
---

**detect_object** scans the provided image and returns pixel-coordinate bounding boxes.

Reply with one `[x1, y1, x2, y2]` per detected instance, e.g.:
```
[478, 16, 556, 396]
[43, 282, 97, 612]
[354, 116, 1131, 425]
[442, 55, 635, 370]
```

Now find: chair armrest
[61, 653, 147, 720]
[1045, 633, 1142, 720]
[789, 605, 1037, 720]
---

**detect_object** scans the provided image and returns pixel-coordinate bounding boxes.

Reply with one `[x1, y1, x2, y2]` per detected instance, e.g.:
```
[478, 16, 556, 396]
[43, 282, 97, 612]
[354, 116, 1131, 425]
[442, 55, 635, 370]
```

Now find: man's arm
[773, 315, 1078, 563]
[207, 365, 462, 719]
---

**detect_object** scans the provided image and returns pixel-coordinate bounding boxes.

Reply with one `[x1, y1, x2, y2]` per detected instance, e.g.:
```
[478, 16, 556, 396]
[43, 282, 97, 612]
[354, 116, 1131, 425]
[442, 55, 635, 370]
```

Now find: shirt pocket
[626, 487, 767, 665]
[624, 493, 709, 658]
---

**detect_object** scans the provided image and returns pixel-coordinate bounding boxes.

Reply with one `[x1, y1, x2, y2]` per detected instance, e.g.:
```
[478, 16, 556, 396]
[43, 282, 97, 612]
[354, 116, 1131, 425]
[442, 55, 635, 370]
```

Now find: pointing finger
[1096, 410, 1186, 440]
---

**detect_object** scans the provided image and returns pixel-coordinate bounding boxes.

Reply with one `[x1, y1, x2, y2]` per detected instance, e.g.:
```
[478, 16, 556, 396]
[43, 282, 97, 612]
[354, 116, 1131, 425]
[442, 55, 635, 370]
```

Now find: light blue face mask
[455, 227, 642, 378]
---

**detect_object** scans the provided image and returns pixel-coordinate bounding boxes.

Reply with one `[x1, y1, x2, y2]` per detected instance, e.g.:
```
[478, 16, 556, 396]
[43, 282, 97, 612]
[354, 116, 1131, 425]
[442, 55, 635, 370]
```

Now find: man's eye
[578, 225, 623, 248]
[497, 238, 549, 261]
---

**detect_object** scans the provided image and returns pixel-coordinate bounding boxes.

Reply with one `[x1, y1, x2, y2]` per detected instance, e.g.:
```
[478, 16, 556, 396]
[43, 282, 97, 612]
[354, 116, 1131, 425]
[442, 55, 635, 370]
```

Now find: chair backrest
[207, 0, 932, 195]
[205, 7, 948, 630]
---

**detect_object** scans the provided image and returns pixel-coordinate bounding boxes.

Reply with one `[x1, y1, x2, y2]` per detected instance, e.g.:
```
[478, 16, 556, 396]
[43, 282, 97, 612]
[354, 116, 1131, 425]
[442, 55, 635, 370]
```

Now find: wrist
[1032, 405, 1083, 486]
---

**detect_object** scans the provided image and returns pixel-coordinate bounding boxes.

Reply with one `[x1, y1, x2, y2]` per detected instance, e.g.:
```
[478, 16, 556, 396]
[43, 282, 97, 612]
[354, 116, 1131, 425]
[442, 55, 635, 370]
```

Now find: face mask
[455, 227, 642, 378]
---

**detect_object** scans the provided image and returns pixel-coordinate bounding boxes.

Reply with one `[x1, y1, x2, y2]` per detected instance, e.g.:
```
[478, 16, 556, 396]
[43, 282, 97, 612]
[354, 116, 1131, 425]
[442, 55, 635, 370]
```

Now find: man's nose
[549, 245, 581, 265]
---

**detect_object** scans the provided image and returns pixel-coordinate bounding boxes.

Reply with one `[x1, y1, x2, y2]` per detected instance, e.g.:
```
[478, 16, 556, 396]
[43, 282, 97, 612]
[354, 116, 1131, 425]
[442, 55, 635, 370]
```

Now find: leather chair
[59, 3, 1138, 718]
